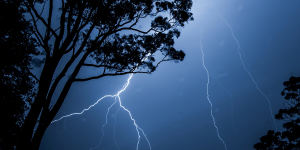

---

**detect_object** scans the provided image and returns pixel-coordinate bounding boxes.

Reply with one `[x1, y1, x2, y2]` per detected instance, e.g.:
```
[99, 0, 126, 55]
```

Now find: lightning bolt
[218, 15, 277, 130]
[200, 40, 228, 150]
[89, 98, 118, 150]
[51, 74, 152, 150]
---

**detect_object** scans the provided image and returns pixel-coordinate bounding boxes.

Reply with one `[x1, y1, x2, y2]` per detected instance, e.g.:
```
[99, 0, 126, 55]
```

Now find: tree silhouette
[0, 0, 37, 149]
[13, 0, 193, 149]
[254, 76, 300, 150]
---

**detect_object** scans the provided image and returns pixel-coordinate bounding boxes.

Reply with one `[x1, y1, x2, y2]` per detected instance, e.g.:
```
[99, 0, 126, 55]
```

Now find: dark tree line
[254, 76, 300, 150]
[1, 0, 193, 149]
[0, 0, 38, 149]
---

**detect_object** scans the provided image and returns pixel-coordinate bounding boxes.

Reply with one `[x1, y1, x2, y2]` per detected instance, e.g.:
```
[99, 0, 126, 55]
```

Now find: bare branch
[44, 0, 53, 43]
[74, 71, 150, 82]
[29, 71, 40, 82]
[75, 52, 168, 83]
[82, 63, 109, 68]
[26, 2, 58, 38]
[116, 27, 154, 34]
[60, 5, 86, 53]
[28, 11, 43, 41]
[45, 24, 96, 107]
[53, 1, 67, 53]
[155, 57, 173, 68]
[63, 33, 79, 54]
[28, 10, 49, 54]
[39, 1, 46, 17]
[82, 63, 123, 71]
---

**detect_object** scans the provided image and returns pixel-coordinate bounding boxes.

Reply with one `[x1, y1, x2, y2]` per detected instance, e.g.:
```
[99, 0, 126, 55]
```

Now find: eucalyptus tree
[254, 76, 300, 149]
[19, 0, 193, 149]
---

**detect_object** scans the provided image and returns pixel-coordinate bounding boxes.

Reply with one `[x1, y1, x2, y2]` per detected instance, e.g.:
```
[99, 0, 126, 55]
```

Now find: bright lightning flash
[200, 40, 228, 150]
[89, 98, 118, 150]
[51, 74, 151, 150]
[218, 15, 277, 130]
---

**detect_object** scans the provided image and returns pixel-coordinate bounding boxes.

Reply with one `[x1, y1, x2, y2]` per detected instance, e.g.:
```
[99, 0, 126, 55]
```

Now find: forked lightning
[219, 15, 277, 130]
[51, 74, 151, 150]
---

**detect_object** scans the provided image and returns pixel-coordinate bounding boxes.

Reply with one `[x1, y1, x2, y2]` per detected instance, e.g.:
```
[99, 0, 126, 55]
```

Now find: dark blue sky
[41, 0, 300, 150]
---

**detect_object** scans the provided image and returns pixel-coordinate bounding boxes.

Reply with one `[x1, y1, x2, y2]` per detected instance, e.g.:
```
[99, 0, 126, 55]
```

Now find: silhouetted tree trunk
[15, 0, 193, 149]
[19, 56, 62, 149]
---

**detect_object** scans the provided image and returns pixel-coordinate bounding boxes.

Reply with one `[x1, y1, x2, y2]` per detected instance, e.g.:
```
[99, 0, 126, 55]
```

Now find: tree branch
[45, 23, 96, 107]
[26, 1, 58, 39]
[29, 71, 40, 82]
[44, 0, 53, 45]
[28, 10, 48, 53]
[60, 4, 85, 53]
[74, 71, 150, 82]
[116, 27, 154, 34]
[53, 1, 67, 54]
[82, 63, 118, 69]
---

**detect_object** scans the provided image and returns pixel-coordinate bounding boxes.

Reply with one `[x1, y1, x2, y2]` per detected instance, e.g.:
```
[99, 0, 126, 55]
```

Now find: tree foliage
[254, 76, 300, 150]
[0, 0, 37, 149]
[13, 0, 193, 149]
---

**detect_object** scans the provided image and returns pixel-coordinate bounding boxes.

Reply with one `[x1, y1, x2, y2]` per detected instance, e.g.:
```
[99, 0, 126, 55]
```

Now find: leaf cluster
[0, 0, 37, 149]
[254, 76, 300, 150]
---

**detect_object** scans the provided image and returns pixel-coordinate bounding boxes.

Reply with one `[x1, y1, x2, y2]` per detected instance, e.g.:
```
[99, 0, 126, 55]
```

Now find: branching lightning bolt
[200, 40, 228, 150]
[89, 98, 118, 150]
[218, 15, 277, 130]
[51, 74, 151, 150]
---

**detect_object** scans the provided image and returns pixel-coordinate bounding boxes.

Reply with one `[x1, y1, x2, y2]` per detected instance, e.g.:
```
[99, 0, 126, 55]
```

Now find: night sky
[40, 0, 300, 150]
